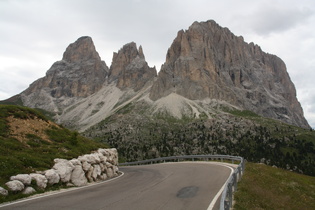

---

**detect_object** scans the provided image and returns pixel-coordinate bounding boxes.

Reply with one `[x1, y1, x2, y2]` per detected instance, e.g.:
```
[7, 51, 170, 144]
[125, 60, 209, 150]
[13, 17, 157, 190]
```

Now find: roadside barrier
[120, 155, 245, 210]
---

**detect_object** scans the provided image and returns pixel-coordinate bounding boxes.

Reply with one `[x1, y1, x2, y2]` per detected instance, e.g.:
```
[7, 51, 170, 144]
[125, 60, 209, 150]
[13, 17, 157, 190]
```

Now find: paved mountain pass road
[0, 162, 235, 210]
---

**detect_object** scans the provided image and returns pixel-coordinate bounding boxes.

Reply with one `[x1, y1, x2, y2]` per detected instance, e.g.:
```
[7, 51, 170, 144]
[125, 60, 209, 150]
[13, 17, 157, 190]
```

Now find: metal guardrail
[119, 155, 245, 210]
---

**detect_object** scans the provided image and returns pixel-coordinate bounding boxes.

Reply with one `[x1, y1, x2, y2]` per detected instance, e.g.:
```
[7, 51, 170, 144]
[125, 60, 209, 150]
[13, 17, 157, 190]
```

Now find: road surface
[0, 162, 233, 210]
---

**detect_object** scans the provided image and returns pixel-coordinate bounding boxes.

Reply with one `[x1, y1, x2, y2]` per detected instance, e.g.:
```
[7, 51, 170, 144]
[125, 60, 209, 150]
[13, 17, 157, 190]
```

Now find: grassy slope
[234, 162, 315, 210]
[0, 105, 107, 190]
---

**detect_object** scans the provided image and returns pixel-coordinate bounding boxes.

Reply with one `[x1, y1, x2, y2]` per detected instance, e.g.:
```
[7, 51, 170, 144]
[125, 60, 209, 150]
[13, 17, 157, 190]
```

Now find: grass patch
[0, 105, 109, 203]
[227, 109, 261, 118]
[234, 162, 315, 210]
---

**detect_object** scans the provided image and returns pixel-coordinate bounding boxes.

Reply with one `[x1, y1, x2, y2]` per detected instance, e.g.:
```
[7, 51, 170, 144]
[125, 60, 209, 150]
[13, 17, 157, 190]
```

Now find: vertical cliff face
[109, 42, 157, 91]
[150, 20, 309, 128]
[23, 36, 108, 98]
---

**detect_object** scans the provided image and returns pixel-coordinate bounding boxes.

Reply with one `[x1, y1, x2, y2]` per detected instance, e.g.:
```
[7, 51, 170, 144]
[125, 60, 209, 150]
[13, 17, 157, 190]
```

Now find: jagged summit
[21, 36, 108, 100]
[150, 20, 309, 128]
[109, 42, 157, 91]
[109, 42, 146, 80]
[62, 36, 102, 63]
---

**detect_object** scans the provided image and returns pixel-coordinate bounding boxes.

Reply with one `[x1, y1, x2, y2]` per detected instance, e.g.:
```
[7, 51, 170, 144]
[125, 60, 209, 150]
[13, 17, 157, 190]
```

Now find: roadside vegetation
[234, 162, 315, 210]
[0, 105, 108, 203]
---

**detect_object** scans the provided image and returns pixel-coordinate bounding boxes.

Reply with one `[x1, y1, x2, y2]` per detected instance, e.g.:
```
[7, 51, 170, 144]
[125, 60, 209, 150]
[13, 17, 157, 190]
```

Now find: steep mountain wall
[150, 20, 309, 128]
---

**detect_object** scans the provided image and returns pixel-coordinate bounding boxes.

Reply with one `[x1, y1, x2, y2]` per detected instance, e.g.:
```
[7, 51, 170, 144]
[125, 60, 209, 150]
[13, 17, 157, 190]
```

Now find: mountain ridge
[2, 19, 310, 130]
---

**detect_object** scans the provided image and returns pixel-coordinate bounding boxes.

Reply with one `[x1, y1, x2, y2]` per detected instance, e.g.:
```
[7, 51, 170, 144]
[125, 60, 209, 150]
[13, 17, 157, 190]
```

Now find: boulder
[30, 173, 48, 189]
[92, 164, 101, 181]
[86, 165, 94, 182]
[106, 168, 114, 178]
[90, 153, 101, 164]
[53, 158, 75, 183]
[114, 166, 119, 174]
[0, 187, 9, 196]
[81, 161, 91, 172]
[79, 154, 99, 164]
[97, 148, 107, 156]
[99, 174, 107, 181]
[5, 180, 24, 192]
[70, 158, 82, 166]
[70, 165, 87, 187]
[99, 155, 107, 164]
[45, 169, 60, 185]
[10, 174, 32, 185]
[99, 163, 105, 172]
[22, 187, 36, 195]
[105, 162, 113, 168]
[78, 155, 88, 163]
[66, 183, 75, 187]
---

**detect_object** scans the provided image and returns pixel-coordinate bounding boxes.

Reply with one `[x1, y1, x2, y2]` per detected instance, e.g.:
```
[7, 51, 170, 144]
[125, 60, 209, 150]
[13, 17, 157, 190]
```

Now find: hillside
[83, 100, 315, 176]
[234, 162, 315, 209]
[0, 105, 107, 188]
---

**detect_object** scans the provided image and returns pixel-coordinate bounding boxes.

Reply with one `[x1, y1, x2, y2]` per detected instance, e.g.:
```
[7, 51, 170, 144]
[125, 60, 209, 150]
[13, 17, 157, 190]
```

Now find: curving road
[0, 162, 234, 210]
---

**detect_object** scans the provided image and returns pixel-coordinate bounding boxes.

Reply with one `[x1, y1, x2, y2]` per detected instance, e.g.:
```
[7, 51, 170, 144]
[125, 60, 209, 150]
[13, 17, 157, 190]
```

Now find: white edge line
[207, 163, 234, 210]
[0, 172, 124, 208]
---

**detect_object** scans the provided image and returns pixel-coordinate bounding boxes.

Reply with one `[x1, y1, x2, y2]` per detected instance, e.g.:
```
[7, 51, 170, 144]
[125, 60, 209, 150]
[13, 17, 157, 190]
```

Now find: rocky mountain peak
[20, 36, 109, 112]
[109, 42, 143, 80]
[109, 42, 156, 91]
[150, 20, 309, 128]
[62, 36, 101, 63]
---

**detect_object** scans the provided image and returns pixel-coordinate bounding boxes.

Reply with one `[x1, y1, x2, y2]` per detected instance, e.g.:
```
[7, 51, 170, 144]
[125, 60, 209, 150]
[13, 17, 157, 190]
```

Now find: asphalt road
[0, 162, 233, 210]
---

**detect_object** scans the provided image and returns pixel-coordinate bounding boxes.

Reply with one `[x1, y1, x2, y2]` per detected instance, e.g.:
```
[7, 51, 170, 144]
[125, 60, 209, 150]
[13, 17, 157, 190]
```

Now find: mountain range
[3, 20, 314, 175]
[5, 20, 309, 130]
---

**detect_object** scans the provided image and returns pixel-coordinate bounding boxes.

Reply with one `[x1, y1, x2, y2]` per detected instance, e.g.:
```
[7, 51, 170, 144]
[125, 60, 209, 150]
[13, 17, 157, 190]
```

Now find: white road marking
[207, 163, 234, 210]
[0, 172, 124, 208]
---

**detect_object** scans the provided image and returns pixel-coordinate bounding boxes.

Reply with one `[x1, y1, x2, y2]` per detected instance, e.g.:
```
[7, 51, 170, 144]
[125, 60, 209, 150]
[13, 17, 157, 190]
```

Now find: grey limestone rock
[45, 169, 60, 185]
[30, 173, 48, 189]
[70, 165, 87, 187]
[0, 187, 9, 196]
[52, 159, 75, 183]
[5, 180, 24, 192]
[10, 174, 32, 185]
[22, 187, 36, 195]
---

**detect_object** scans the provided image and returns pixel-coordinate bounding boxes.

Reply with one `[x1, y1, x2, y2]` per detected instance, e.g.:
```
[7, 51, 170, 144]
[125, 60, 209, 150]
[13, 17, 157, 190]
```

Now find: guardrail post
[228, 182, 233, 208]
[224, 200, 229, 210]
[238, 166, 242, 181]
[233, 173, 237, 191]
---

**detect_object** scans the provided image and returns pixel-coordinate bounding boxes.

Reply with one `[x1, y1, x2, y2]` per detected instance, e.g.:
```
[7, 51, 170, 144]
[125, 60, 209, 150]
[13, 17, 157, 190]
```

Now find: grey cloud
[249, 5, 314, 35]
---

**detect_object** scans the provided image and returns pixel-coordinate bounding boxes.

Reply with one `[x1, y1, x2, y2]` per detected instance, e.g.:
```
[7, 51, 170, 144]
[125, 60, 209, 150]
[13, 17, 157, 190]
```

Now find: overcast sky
[1, 0, 314, 128]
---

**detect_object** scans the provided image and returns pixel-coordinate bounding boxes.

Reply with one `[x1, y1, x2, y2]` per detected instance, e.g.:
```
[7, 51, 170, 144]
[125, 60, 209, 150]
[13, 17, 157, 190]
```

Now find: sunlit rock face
[150, 20, 309, 128]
